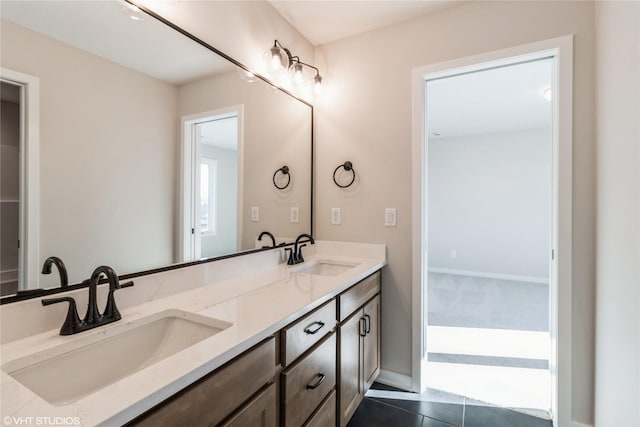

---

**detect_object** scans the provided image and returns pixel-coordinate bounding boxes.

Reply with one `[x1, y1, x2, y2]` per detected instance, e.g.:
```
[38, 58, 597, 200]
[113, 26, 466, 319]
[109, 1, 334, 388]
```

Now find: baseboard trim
[376, 369, 413, 391]
[428, 267, 548, 284]
[571, 422, 592, 427]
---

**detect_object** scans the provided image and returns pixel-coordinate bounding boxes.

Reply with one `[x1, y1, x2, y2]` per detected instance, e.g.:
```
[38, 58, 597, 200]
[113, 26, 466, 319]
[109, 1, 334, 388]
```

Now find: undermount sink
[2, 309, 232, 406]
[292, 260, 359, 277]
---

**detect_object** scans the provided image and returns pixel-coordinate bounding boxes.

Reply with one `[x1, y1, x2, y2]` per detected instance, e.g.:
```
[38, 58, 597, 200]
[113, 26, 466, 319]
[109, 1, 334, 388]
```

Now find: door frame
[1, 68, 40, 290]
[411, 35, 573, 427]
[179, 105, 244, 262]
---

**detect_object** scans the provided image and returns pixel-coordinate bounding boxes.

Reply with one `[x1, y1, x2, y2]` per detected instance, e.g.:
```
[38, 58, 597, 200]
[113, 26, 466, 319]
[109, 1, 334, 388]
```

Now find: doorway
[181, 107, 243, 261]
[425, 58, 553, 416]
[411, 36, 574, 427]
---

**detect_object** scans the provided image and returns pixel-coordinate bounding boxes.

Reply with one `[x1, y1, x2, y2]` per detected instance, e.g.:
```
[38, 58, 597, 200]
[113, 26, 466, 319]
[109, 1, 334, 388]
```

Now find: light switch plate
[291, 207, 299, 223]
[385, 208, 397, 227]
[251, 207, 259, 222]
[331, 208, 341, 225]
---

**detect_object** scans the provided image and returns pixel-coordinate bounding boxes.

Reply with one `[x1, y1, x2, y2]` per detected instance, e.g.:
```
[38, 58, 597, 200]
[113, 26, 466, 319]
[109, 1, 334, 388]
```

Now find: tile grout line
[462, 397, 466, 427]
[368, 397, 459, 427]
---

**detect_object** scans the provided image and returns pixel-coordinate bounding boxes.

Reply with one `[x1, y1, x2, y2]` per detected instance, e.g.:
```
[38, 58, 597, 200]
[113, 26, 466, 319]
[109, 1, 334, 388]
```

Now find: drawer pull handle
[304, 321, 325, 335]
[359, 317, 367, 337]
[364, 314, 371, 334]
[306, 373, 326, 390]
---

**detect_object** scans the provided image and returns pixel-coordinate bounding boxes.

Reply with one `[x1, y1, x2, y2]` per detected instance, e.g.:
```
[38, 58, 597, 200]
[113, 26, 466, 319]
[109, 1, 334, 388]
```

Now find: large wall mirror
[0, 1, 312, 301]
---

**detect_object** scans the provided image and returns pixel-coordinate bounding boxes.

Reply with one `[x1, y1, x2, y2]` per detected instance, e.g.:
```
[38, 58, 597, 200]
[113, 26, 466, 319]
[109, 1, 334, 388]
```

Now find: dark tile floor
[347, 383, 552, 427]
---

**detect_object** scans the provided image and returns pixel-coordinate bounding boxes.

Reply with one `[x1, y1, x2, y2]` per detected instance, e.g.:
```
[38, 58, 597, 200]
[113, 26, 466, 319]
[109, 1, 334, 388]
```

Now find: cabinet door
[363, 295, 381, 391]
[221, 383, 277, 427]
[339, 310, 365, 427]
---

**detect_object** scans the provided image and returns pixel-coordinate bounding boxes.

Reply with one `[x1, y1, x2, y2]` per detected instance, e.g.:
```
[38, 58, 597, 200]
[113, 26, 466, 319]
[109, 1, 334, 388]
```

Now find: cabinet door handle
[364, 314, 371, 334]
[359, 317, 367, 337]
[306, 373, 326, 390]
[303, 321, 325, 335]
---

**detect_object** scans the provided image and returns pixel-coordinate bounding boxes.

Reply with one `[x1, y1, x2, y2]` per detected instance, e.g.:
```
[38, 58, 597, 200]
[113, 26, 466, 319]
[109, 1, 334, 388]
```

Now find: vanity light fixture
[263, 40, 323, 94]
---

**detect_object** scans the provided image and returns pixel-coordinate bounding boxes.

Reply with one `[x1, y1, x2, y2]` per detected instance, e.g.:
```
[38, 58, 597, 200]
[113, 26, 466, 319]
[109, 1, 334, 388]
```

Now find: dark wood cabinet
[337, 273, 382, 427]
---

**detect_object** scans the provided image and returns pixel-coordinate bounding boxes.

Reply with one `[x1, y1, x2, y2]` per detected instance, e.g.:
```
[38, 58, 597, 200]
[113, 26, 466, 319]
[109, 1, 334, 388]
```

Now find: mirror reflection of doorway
[195, 115, 239, 258]
[1, 81, 21, 296]
[181, 107, 242, 262]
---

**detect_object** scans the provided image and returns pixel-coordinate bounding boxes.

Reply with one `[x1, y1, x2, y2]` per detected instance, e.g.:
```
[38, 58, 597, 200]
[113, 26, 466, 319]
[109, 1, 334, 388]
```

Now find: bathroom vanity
[0, 242, 385, 426]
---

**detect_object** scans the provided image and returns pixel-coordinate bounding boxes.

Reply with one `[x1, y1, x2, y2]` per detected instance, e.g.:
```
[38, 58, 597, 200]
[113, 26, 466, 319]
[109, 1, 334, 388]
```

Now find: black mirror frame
[1, 1, 314, 305]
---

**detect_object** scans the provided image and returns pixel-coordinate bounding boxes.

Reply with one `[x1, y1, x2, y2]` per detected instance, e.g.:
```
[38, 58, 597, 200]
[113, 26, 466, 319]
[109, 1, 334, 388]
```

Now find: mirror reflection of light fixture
[121, 0, 145, 21]
[263, 40, 323, 95]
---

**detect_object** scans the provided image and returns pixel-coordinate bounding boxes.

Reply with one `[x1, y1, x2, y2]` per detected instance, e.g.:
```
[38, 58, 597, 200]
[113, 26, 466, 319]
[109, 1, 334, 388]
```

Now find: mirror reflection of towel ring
[333, 161, 355, 188]
[273, 165, 291, 189]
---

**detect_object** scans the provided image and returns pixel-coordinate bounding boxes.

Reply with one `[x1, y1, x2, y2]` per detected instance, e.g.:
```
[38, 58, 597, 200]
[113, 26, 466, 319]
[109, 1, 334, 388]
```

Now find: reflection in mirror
[0, 0, 312, 298]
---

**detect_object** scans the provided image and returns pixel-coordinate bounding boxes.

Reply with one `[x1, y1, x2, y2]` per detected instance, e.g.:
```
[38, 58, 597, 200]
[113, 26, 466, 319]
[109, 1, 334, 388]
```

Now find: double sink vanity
[0, 241, 385, 426]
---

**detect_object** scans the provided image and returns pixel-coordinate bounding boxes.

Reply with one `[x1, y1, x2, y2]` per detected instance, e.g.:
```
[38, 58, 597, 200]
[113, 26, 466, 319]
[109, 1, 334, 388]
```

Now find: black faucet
[258, 231, 277, 248]
[287, 233, 315, 265]
[41, 256, 69, 287]
[42, 265, 134, 335]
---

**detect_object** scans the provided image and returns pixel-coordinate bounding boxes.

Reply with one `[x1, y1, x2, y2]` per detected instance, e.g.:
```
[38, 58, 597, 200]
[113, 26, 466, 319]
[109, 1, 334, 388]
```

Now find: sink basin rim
[2, 309, 233, 405]
[289, 259, 360, 276]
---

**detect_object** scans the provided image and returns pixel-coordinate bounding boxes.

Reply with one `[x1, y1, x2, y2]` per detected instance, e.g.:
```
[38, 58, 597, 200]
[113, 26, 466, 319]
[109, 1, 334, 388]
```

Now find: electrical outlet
[291, 207, 299, 223]
[450, 249, 457, 258]
[385, 208, 397, 227]
[331, 208, 341, 225]
[251, 207, 259, 222]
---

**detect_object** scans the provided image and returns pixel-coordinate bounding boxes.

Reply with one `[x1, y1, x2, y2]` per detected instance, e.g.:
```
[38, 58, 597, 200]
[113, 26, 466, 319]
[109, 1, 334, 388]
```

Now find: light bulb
[292, 63, 305, 85]
[263, 46, 287, 74]
[314, 75, 323, 95]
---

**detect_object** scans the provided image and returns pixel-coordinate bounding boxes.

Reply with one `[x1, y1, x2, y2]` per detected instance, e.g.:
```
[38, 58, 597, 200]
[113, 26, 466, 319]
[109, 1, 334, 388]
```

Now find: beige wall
[1, 20, 178, 286]
[595, 2, 640, 426]
[315, 1, 596, 424]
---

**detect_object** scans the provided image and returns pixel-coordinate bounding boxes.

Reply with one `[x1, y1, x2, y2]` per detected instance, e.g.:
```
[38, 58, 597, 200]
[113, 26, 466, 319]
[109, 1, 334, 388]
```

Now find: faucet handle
[42, 297, 82, 335]
[297, 244, 308, 263]
[103, 281, 134, 320]
[285, 247, 296, 265]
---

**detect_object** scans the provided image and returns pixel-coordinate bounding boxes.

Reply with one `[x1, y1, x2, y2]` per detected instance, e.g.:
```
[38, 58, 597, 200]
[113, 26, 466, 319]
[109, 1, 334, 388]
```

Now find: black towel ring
[273, 165, 291, 190]
[333, 161, 356, 188]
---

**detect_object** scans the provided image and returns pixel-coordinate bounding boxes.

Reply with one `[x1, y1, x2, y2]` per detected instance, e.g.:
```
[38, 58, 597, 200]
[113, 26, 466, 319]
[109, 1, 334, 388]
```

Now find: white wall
[315, 2, 596, 424]
[594, 2, 640, 426]
[428, 128, 551, 279]
[201, 145, 238, 257]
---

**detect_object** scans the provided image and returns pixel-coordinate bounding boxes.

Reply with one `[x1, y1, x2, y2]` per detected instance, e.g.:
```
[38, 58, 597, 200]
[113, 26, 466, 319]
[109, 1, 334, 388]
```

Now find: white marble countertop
[0, 242, 385, 426]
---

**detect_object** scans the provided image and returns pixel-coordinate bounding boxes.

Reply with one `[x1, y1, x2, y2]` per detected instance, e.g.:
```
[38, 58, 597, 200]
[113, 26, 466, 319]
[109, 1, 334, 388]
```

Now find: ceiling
[267, 0, 462, 46]
[427, 58, 553, 138]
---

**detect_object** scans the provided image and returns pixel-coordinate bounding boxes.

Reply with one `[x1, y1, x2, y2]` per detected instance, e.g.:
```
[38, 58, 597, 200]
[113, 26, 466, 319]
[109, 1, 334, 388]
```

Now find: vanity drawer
[281, 299, 337, 366]
[282, 332, 337, 427]
[130, 337, 276, 427]
[304, 389, 336, 427]
[338, 271, 381, 322]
